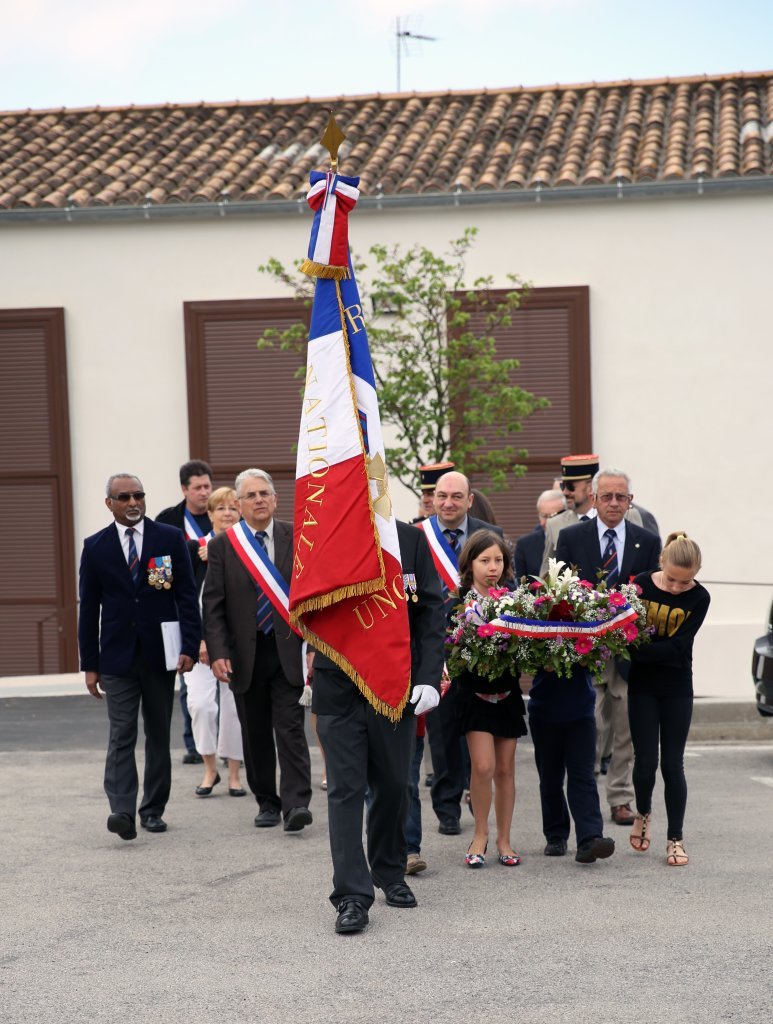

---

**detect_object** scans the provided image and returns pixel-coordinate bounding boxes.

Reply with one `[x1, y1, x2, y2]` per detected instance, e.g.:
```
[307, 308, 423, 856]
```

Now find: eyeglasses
[559, 481, 575, 492]
[238, 490, 274, 501]
[110, 491, 146, 502]
[596, 493, 632, 504]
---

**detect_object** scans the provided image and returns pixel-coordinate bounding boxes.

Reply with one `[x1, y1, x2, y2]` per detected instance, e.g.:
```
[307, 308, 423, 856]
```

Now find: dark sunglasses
[110, 491, 146, 502]
[559, 481, 575, 492]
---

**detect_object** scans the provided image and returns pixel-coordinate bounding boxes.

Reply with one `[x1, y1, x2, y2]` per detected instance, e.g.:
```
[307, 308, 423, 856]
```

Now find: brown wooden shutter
[184, 299, 309, 512]
[463, 286, 591, 540]
[0, 309, 78, 675]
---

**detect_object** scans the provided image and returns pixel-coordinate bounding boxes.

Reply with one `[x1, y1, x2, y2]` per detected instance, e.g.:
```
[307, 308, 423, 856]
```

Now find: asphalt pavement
[1, 695, 772, 1023]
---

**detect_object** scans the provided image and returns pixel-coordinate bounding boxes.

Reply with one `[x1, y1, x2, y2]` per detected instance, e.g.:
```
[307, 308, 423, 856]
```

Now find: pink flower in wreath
[607, 591, 627, 607]
[488, 587, 509, 599]
[574, 636, 594, 655]
[533, 596, 548, 607]
[578, 580, 594, 590]
[477, 623, 497, 638]
[623, 623, 639, 642]
[529, 580, 544, 591]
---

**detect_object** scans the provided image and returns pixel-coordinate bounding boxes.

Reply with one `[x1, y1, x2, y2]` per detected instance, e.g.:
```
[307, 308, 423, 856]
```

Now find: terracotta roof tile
[3, 72, 773, 211]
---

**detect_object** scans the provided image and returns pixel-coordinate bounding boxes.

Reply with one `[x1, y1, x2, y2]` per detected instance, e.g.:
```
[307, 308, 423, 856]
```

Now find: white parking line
[750, 776, 773, 789]
[687, 744, 773, 753]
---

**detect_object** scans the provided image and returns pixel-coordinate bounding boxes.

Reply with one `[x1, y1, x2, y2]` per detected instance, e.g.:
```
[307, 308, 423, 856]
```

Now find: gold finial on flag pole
[321, 111, 346, 171]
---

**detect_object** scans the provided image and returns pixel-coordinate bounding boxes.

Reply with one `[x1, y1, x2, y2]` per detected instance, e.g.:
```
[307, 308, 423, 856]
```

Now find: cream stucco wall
[2, 191, 771, 697]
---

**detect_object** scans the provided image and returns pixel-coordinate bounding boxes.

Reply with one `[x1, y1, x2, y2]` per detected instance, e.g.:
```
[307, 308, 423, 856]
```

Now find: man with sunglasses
[78, 474, 201, 841]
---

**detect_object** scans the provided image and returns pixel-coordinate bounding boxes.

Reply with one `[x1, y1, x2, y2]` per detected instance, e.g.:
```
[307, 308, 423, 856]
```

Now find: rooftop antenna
[395, 16, 437, 92]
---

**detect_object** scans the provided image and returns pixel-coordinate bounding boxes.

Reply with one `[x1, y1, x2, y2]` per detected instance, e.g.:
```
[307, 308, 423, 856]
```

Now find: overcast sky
[2, 0, 771, 111]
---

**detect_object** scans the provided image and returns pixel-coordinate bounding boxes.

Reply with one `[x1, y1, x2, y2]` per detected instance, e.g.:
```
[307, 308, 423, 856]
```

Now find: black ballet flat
[228, 787, 247, 797]
[195, 772, 221, 797]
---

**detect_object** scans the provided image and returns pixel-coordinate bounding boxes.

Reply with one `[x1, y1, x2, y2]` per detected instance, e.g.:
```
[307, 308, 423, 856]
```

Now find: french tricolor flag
[289, 171, 412, 720]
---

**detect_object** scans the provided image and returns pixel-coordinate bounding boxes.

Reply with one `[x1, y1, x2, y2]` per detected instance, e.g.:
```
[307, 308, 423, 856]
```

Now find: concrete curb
[1, 673, 770, 742]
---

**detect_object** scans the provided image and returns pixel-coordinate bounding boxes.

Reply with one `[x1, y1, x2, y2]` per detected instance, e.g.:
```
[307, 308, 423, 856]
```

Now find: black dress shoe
[107, 812, 137, 841]
[195, 772, 221, 797]
[438, 818, 462, 835]
[575, 836, 615, 863]
[544, 838, 568, 857]
[335, 899, 369, 934]
[383, 881, 418, 908]
[228, 787, 247, 797]
[182, 752, 204, 765]
[284, 806, 313, 832]
[140, 815, 167, 833]
[254, 808, 281, 828]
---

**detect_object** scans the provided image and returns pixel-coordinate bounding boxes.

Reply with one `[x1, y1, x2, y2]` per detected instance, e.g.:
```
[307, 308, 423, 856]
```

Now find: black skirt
[455, 676, 527, 739]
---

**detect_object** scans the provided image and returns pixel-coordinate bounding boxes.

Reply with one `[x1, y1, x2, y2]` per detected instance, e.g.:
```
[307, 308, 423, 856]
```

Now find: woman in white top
[185, 487, 246, 797]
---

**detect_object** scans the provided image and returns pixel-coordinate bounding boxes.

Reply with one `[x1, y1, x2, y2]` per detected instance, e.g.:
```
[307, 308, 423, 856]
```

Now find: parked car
[752, 595, 773, 716]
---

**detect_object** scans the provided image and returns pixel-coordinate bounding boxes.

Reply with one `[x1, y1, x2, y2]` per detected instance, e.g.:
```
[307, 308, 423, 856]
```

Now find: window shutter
[184, 299, 309, 511]
[0, 309, 78, 674]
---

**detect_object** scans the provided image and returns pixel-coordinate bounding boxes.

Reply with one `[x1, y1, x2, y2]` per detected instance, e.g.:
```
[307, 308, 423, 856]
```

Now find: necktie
[126, 527, 139, 585]
[580, 514, 590, 522]
[602, 528, 619, 587]
[444, 528, 462, 554]
[254, 531, 274, 635]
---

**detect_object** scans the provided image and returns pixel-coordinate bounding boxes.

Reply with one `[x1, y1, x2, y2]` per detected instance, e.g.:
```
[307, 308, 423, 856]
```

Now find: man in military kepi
[411, 461, 456, 523]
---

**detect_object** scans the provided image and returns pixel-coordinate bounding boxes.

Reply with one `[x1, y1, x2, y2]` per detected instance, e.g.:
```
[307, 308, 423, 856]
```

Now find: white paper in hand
[161, 621, 182, 671]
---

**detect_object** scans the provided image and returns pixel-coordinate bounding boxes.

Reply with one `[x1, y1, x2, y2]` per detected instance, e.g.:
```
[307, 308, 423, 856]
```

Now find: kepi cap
[419, 461, 455, 490]
[560, 454, 599, 482]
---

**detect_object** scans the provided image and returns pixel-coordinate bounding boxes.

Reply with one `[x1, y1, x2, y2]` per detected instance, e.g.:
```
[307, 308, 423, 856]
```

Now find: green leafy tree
[258, 228, 548, 494]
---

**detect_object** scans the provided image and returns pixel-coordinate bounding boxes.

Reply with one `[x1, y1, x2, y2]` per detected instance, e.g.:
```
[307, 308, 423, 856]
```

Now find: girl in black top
[456, 530, 526, 869]
[627, 532, 710, 867]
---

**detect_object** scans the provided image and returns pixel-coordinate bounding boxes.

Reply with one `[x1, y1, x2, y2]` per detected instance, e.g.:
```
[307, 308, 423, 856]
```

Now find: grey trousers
[594, 660, 634, 808]
[101, 647, 175, 821]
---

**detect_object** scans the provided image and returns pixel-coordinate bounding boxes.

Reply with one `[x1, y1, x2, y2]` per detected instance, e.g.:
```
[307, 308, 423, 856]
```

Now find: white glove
[410, 684, 440, 716]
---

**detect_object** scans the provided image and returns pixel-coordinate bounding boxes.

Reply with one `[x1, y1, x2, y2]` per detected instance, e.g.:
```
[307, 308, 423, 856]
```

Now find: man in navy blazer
[555, 468, 660, 827]
[79, 474, 201, 841]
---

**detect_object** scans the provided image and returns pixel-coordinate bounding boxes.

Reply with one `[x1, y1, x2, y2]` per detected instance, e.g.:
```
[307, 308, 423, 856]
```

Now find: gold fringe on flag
[300, 258, 350, 280]
[300, 624, 411, 723]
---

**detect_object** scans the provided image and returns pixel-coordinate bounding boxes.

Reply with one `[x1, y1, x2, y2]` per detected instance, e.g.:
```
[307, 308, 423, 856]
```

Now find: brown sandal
[629, 812, 651, 852]
[666, 839, 689, 866]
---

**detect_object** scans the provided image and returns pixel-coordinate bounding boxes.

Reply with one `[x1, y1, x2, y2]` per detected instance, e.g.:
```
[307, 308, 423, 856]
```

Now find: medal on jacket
[147, 555, 174, 590]
[403, 573, 418, 602]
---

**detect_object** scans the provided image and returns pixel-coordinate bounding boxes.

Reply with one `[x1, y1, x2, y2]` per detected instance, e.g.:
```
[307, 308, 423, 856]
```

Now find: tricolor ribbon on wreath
[489, 605, 638, 639]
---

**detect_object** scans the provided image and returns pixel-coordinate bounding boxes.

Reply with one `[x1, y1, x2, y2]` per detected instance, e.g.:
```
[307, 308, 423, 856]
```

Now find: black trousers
[426, 678, 465, 824]
[315, 668, 415, 909]
[529, 714, 605, 847]
[232, 632, 311, 816]
[101, 646, 175, 822]
[628, 691, 693, 840]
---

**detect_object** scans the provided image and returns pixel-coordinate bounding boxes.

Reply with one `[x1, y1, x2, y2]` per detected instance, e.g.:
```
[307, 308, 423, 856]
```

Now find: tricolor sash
[225, 522, 298, 633]
[184, 509, 207, 546]
[420, 517, 460, 592]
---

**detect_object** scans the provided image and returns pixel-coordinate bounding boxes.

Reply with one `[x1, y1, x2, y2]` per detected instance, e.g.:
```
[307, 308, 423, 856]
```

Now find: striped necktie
[602, 528, 619, 587]
[444, 528, 462, 554]
[126, 527, 139, 585]
[254, 531, 274, 635]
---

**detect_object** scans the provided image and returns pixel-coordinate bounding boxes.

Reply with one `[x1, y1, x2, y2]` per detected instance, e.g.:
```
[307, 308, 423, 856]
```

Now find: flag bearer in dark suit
[556, 468, 661, 828]
[313, 521, 445, 934]
[203, 469, 313, 833]
[79, 474, 201, 841]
